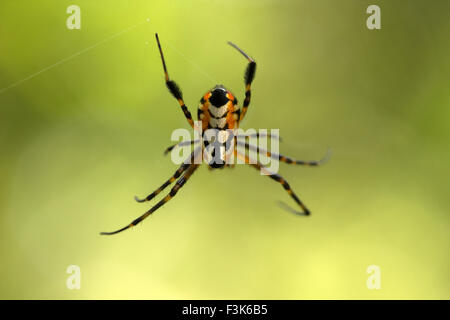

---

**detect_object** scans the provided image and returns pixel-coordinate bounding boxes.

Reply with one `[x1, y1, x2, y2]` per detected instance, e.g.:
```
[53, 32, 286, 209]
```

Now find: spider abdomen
[198, 85, 240, 131]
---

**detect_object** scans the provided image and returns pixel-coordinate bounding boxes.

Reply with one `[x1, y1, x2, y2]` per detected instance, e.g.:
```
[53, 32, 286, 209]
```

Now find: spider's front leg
[136, 148, 200, 203]
[235, 150, 311, 215]
[101, 164, 200, 235]
[100, 148, 201, 235]
[163, 139, 200, 156]
[236, 132, 282, 142]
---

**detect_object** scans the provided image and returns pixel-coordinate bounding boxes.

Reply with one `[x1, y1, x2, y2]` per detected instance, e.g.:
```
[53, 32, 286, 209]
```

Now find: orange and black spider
[100, 34, 329, 235]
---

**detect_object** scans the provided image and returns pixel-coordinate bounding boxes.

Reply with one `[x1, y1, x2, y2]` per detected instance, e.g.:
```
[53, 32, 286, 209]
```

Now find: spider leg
[236, 132, 282, 142]
[134, 162, 190, 203]
[135, 148, 200, 203]
[163, 139, 200, 155]
[155, 33, 195, 128]
[235, 150, 311, 215]
[101, 164, 200, 235]
[224, 143, 236, 168]
[227, 41, 256, 124]
[238, 142, 331, 166]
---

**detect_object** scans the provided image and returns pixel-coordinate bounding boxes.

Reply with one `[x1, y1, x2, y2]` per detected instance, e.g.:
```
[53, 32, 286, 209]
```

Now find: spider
[100, 34, 329, 235]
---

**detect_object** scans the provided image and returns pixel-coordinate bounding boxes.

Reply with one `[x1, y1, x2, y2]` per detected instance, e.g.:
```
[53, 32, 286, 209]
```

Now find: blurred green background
[0, 0, 449, 299]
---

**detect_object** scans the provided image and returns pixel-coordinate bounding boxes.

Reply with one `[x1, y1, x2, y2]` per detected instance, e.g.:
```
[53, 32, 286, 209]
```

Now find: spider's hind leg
[155, 33, 195, 128]
[227, 41, 256, 124]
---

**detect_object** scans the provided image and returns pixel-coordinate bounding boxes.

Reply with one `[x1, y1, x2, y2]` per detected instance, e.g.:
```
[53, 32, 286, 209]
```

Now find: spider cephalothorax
[100, 34, 328, 235]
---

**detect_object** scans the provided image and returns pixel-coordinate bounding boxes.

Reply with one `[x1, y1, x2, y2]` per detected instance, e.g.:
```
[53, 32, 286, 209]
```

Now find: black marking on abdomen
[209, 86, 229, 107]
